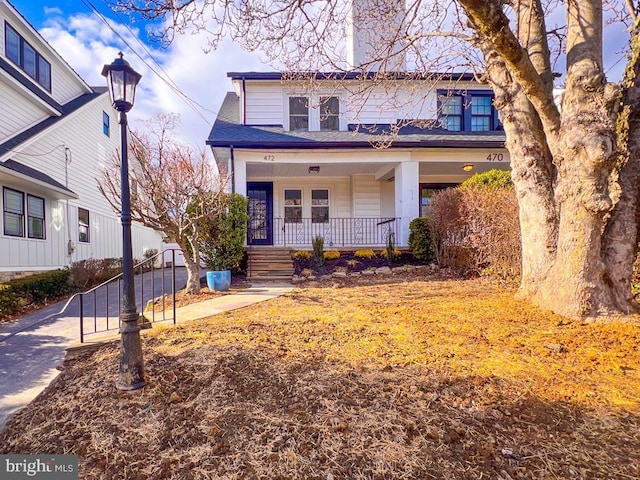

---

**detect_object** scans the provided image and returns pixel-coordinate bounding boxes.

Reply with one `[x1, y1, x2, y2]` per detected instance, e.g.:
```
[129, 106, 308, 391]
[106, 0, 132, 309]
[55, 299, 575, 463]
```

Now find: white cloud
[39, 11, 265, 149]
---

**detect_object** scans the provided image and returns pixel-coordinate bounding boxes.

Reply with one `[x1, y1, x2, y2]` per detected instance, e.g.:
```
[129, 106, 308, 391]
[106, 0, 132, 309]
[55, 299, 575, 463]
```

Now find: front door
[247, 182, 273, 245]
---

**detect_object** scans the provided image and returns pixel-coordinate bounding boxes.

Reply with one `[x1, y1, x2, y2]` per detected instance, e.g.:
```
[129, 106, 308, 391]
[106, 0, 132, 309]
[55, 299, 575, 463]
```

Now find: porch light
[308, 166, 320, 174]
[101, 52, 142, 113]
[462, 164, 474, 172]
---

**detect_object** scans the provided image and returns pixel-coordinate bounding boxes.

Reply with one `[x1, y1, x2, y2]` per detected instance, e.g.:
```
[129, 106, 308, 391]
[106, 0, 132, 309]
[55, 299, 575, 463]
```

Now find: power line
[78, 0, 214, 124]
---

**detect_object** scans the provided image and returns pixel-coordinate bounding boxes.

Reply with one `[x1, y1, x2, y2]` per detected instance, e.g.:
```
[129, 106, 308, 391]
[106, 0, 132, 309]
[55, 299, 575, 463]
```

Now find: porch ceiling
[246, 162, 396, 177]
[246, 160, 510, 178]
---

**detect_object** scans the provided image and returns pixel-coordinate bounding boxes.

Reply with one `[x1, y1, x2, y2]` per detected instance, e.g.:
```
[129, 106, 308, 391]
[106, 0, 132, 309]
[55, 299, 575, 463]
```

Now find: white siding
[245, 84, 283, 125]
[0, 78, 50, 142]
[346, 87, 397, 124]
[351, 174, 381, 217]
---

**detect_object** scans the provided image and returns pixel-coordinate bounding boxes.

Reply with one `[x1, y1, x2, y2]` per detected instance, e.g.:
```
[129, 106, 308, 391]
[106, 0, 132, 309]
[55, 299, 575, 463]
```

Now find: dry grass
[2, 273, 640, 479]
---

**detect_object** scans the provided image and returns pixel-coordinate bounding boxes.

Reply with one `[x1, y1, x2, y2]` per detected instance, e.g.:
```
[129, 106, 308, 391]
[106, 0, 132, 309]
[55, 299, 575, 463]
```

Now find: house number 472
[486, 153, 504, 162]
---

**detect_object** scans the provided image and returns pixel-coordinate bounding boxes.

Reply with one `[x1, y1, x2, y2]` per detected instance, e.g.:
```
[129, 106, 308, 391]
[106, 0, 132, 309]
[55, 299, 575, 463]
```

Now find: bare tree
[98, 114, 228, 294]
[118, 0, 640, 318]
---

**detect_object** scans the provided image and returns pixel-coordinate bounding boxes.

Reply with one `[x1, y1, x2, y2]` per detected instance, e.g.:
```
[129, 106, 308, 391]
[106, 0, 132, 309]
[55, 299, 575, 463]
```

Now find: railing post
[172, 249, 176, 325]
[79, 295, 84, 343]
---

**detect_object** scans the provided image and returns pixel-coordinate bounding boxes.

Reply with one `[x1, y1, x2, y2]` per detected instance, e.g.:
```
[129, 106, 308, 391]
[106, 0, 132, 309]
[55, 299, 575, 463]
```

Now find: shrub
[293, 250, 311, 261]
[69, 258, 122, 289]
[0, 270, 72, 319]
[312, 236, 325, 267]
[426, 188, 467, 269]
[347, 259, 360, 268]
[335, 266, 347, 273]
[380, 248, 402, 259]
[461, 169, 513, 190]
[408, 217, 436, 263]
[354, 249, 376, 259]
[301, 268, 314, 278]
[200, 193, 249, 272]
[324, 250, 341, 260]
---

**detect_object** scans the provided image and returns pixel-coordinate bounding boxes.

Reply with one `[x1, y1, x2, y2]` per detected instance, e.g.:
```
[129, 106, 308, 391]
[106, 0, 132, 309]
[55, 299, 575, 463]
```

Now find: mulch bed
[1, 273, 639, 479]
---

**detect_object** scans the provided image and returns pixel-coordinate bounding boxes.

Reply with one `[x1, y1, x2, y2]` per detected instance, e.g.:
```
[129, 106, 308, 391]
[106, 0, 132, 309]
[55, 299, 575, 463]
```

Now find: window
[311, 189, 329, 224]
[284, 189, 302, 223]
[103, 111, 110, 137]
[289, 97, 309, 131]
[27, 195, 45, 239]
[438, 90, 500, 132]
[4, 23, 52, 91]
[440, 95, 463, 131]
[320, 96, 339, 131]
[78, 208, 90, 243]
[2, 188, 45, 238]
[471, 96, 493, 131]
[3, 188, 24, 237]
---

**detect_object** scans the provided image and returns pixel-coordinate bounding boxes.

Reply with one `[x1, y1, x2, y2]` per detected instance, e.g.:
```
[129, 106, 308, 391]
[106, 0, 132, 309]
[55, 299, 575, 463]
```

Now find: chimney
[346, 0, 407, 72]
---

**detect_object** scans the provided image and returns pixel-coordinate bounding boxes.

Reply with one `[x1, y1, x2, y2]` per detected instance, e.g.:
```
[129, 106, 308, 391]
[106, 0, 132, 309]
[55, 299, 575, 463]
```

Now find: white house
[0, 0, 164, 281]
[206, 13, 510, 256]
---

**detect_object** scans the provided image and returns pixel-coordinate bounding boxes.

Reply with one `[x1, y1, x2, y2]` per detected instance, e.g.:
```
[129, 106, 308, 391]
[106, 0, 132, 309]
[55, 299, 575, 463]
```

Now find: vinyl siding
[245, 84, 283, 125]
[0, 78, 50, 142]
[351, 174, 381, 217]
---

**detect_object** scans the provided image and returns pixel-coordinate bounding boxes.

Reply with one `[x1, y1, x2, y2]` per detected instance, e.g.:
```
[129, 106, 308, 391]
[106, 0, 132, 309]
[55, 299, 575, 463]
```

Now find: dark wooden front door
[247, 182, 273, 245]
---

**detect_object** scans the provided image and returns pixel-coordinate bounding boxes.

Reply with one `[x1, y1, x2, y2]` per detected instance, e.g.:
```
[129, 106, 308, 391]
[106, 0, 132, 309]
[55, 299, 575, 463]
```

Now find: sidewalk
[0, 282, 293, 430]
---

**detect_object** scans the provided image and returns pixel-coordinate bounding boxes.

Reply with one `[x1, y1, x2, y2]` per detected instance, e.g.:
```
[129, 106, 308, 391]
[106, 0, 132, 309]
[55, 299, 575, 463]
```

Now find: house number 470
[486, 153, 504, 162]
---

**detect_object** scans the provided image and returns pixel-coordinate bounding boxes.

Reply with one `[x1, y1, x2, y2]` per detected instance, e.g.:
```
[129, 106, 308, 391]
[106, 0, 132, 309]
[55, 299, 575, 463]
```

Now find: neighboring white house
[0, 0, 164, 281]
[207, 3, 509, 249]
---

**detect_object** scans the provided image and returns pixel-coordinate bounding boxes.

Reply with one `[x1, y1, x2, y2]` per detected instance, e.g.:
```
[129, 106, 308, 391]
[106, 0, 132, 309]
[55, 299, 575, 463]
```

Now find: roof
[0, 89, 107, 154]
[207, 92, 507, 150]
[0, 159, 77, 198]
[227, 71, 478, 82]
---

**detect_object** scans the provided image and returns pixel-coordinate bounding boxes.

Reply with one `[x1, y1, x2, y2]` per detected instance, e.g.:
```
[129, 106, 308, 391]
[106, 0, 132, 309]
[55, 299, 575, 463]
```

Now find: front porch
[249, 216, 400, 248]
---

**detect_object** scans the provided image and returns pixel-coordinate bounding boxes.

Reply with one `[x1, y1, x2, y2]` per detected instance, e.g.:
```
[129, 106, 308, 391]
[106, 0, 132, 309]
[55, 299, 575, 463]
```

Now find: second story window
[440, 95, 463, 132]
[4, 23, 52, 91]
[103, 112, 110, 137]
[320, 96, 339, 131]
[289, 97, 309, 131]
[438, 90, 500, 132]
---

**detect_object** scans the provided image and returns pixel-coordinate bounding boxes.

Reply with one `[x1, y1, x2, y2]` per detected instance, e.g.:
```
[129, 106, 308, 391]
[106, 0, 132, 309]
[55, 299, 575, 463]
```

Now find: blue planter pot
[206, 270, 231, 292]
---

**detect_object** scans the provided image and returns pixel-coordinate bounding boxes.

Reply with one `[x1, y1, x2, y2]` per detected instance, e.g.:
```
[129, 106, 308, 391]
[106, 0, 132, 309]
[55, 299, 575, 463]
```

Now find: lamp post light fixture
[101, 52, 145, 390]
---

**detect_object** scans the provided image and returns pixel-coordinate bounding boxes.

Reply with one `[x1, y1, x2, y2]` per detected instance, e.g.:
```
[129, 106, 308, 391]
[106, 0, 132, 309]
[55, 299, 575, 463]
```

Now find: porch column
[394, 160, 419, 246]
[234, 158, 247, 196]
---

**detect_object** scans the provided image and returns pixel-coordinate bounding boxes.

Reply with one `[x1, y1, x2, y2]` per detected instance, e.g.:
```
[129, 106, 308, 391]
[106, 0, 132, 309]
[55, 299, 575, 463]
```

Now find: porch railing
[59, 249, 180, 343]
[252, 217, 399, 247]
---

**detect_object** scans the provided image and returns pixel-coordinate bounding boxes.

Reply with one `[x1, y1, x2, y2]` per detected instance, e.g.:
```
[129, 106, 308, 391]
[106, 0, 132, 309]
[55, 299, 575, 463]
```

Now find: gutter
[241, 76, 246, 125]
[230, 145, 235, 194]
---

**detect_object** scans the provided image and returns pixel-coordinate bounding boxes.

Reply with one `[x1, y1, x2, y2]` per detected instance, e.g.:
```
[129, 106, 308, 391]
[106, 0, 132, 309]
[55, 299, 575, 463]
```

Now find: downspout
[241, 76, 246, 125]
[230, 145, 235, 194]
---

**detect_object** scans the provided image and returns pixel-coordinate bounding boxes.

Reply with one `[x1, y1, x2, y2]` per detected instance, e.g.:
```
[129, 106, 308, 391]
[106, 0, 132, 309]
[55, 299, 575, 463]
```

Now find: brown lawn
[1, 273, 639, 479]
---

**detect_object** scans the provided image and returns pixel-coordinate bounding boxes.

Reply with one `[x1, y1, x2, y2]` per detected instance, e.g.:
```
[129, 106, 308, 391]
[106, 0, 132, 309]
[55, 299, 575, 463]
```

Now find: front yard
[1, 273, 639, 479]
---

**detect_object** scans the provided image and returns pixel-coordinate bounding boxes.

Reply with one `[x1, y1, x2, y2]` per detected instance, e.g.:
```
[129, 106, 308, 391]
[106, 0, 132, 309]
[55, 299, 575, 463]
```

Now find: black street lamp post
[101, 52, 145, 390]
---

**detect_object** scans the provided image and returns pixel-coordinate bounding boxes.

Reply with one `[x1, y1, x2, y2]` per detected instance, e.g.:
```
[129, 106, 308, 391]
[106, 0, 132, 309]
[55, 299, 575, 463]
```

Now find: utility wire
[79, 0, 214, 124]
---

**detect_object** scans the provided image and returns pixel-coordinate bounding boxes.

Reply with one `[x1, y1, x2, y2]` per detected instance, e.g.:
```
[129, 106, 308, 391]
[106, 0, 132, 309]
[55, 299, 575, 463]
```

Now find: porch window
[420, 183, 458, 217]
[78, 208, 90, 243]
[471, 96, 492, 131]
[27, 195, 45, 239]
[311, 189, 329, 223]
[320, 96, 339, 131]
[289, 97, 309, 131]
[3, 187, 24, 237]
[439, 95, 463, 131]
[284, 189, 302, 223]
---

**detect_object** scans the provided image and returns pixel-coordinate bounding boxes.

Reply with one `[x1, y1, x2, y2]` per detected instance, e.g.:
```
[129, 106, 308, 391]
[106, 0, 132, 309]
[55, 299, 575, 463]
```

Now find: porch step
[247, 248, 294, 279]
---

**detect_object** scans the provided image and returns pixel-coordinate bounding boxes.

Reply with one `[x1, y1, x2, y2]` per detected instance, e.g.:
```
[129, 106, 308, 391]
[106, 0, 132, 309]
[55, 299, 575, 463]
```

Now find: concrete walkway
[0, 281, 293, 430]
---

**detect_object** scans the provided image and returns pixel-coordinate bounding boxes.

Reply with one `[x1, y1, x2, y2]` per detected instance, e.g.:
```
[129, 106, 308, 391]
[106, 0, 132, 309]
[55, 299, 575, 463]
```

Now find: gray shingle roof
[207, 92, 506, 149]
[0, 159, 77, 197]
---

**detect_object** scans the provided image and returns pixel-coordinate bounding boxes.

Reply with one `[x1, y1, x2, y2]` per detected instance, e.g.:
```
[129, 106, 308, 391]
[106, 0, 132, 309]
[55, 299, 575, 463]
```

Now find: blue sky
[7, 1, 632, 147]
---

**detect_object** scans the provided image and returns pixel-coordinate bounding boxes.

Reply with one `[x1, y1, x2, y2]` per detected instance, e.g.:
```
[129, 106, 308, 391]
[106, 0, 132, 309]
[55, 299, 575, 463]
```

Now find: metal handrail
[60, 248, 181, 343]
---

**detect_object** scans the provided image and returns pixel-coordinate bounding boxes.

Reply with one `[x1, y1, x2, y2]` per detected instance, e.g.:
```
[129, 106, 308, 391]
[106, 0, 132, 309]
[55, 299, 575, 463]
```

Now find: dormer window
[438, 90, 501, 132]
[289, 97, 309, 131]
[4, 22, 52, 91]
